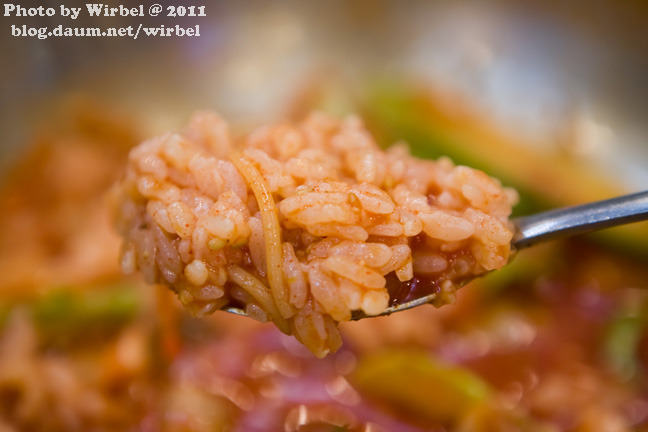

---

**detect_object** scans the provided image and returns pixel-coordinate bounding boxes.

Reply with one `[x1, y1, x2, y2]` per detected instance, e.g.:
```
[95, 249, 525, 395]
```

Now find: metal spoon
[226, 190, 648, 320]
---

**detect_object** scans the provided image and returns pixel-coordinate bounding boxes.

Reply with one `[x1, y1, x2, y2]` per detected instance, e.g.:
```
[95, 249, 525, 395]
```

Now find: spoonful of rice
[113, 111, 648, 357]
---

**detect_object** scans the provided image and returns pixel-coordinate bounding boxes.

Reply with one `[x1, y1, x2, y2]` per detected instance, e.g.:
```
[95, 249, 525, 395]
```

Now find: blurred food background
[1, 1, 647, 431]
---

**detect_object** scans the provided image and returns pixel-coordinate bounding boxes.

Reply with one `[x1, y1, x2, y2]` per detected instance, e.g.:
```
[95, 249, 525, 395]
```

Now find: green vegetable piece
[32, 284, 139, 325]
[0, 305, 9, 330]
[361, 80, 648, 258]
[603, 316, 645, 381]
[351, 350, 491, 425]
[28, 283, 141, 347]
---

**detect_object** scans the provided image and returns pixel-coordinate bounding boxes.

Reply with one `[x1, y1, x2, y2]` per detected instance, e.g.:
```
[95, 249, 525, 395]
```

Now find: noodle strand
[227, 265, 290, 334]
[230, 152, 293, 318]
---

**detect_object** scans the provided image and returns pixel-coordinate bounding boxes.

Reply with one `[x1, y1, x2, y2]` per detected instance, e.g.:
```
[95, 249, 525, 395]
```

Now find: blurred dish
[1, 2, 648, 430]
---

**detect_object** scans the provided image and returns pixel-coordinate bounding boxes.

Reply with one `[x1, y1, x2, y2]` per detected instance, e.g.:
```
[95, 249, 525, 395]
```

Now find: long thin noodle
[230, 152, 293, 318]
[227, 265, 290, 334]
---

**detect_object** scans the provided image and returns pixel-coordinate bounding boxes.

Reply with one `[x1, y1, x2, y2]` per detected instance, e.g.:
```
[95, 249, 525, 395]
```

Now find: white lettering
[142, 26, 160, 37]
[85, 3, 103, 17]
[60, 5, 81, 20]
[4, 4, 54, 17]
[85, 3, 144, 17]
[11, 24, 48, 39]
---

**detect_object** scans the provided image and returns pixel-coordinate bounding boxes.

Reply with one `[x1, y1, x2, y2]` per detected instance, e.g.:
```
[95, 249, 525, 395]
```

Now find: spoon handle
[512, 190, 648, 250]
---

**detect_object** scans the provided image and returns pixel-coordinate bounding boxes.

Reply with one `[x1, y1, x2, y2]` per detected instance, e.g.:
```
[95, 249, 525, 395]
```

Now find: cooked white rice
[114, 111, 517, 357]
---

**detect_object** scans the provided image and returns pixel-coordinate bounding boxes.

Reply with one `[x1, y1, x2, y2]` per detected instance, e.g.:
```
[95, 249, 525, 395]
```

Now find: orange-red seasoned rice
[114, 111, 517, 357]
